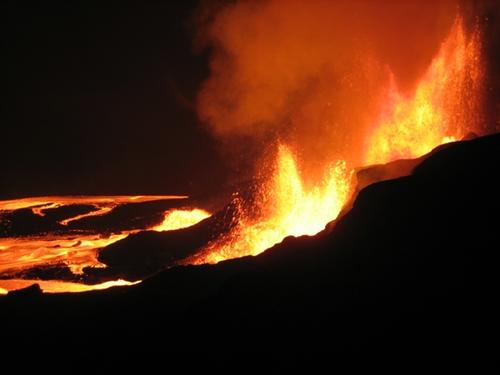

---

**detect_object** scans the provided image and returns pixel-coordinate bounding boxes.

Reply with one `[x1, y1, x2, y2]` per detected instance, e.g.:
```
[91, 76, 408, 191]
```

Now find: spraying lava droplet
[364, 17, 483, 164]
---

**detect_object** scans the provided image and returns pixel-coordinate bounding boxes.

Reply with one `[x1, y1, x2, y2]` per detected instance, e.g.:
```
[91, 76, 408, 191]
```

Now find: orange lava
[152, 209, 211, 232]
[364, 17, 483, 165]
[193, 16, 483, 265]
[0, 195, 187, 222]
[0, 195, 204, 294]
[191, 144, 352, 264]
[0, 279, 140, 295]
[0, 16, 486, 293]
[0, 196, 190, 277]
[0, 233, 130, 275]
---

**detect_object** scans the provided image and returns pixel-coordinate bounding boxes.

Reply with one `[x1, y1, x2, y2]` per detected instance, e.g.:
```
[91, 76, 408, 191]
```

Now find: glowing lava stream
[0, 279, 140, 295]
[0, 196, 194, 275]
[0, 195, 188, 223]
[0, 195, 212, 293]
[153, 209, 211, 231]
[0, 233, 132, 275]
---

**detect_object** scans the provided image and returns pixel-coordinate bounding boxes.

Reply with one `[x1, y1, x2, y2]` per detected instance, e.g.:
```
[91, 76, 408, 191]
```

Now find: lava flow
[0, 195, 186, 215]
[0, 13, 485, 294]
[0, 195, 211, 294]
[153, 209, 211, 232]
[0, 195, 188, 273]
[0, 279, 140, 295]
[0, 233, 133, 275]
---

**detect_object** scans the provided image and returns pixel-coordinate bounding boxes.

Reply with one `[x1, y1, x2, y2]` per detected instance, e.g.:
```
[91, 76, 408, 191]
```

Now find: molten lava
[153, 209, 211, 232]
[0, 195, 207, 293]
[191, 144, 352, 264]
[0, 15, 486, 295]
[0, 233, 130, 275]
[364, 17, 483, 165]
[192, 16, 484, 265]
[0, 279, 140, 295]
[0, 195, 187, 215]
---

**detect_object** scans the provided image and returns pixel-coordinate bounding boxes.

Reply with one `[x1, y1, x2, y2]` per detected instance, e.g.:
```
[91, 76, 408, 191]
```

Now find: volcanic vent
[0, 0, 492, 294]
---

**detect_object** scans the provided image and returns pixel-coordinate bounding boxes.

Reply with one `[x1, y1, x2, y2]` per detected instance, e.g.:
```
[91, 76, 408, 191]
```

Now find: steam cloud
[196, 0, 459, 172]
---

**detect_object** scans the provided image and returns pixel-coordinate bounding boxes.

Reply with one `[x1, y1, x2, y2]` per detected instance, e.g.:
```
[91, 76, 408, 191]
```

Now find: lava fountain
[364, 17, 483, 165]
[195, 16, 484, 264]
[0, 10, 486, 293]
[191, 144, 352, 264]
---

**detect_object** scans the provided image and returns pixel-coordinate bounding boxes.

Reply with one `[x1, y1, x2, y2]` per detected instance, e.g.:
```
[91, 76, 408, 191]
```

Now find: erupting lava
[191, 144, 352, 264]
[153, 209, 211, 232]
[365, 17, 483, 165]
[0, 14, 485, 294]
[192, 16, 484, 264]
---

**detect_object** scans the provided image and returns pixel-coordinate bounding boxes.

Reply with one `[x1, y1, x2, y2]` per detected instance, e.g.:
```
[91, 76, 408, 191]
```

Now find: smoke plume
[196, 0, 459, 175]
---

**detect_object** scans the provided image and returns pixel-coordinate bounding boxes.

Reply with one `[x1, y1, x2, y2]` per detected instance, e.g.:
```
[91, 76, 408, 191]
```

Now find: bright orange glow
[0, 15, 486, 293]
[0, 279, 140, 294]
[191, 16, 484, 265]
[0, 233, 129, 275]
[0, 195, 187, 223]
[0, 196, 191, 277]
[364, 17, 483, 165]
[0, 195, 208, 293]
[191, 144, 352, 264]
[152, 209, 211, 232]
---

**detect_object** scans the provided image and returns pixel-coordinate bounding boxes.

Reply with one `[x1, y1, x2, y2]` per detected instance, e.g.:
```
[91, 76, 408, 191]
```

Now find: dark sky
[1, 1, 229, 199]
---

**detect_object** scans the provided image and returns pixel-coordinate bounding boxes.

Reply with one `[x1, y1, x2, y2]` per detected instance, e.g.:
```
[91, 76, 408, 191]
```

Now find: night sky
[1, 1, 229, 198]
[2, 1, 499, 199]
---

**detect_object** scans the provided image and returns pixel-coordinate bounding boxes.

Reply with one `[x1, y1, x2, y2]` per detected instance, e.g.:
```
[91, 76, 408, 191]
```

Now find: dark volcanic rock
[91, 200, 240, 281]
[90, 229, 208, 281]
[355, 157, 421, 192]
[0, 208, 63, 237]
[0, 133, 499, 360]
[7, 283, 42, 298]
[354, 139, 460, 192]
[0, 263, 78, 282]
